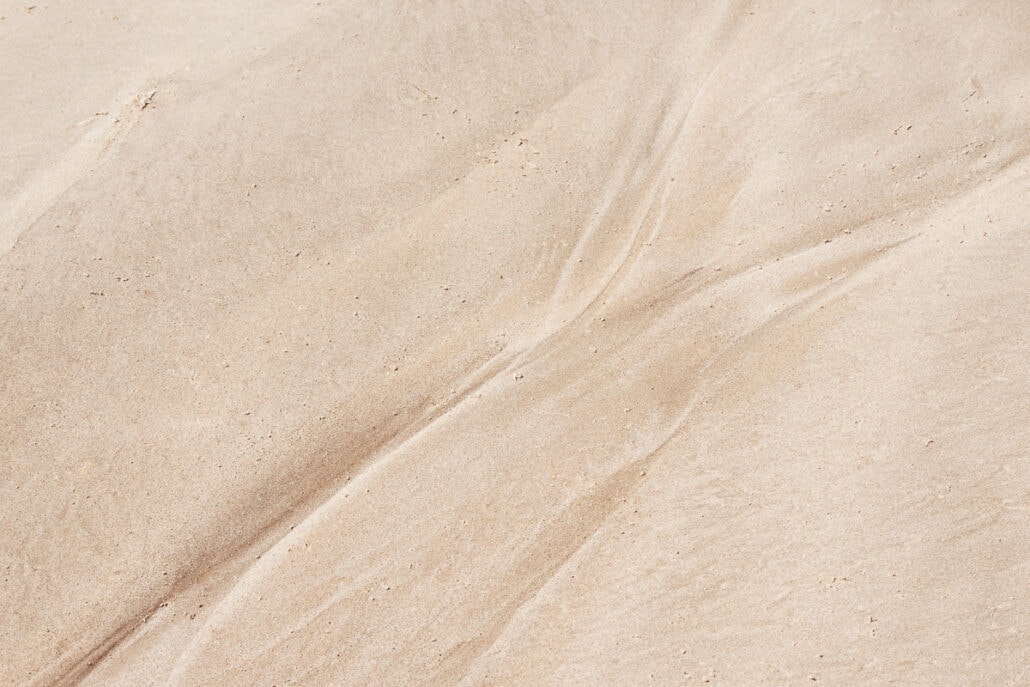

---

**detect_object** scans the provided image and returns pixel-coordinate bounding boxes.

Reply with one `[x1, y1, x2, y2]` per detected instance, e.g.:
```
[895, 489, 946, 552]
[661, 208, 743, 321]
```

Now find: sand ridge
[1, 1, 1028, 685]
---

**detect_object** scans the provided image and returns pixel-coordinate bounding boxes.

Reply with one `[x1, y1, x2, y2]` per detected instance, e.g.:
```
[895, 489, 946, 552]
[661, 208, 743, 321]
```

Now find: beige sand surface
[2, 2, 1028, 684]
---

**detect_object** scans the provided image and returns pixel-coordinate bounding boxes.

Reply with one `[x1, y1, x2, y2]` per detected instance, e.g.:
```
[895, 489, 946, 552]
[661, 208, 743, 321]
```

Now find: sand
[1, 1, 1028, 684]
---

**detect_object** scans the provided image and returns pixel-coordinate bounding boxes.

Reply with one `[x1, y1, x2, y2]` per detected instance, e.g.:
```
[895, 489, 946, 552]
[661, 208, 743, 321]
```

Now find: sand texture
[2, 1, 1028, 685]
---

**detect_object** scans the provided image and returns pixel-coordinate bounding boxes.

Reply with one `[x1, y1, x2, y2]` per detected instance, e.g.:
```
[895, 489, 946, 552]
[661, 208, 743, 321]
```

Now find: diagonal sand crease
[0, 87, 160, 260]
[5, 1, 1030, 683]
[42, 597, 168, 687]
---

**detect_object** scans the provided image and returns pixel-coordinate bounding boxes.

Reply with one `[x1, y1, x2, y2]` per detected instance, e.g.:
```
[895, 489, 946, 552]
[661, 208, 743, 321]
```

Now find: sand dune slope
[1, 2, 1028, 685]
